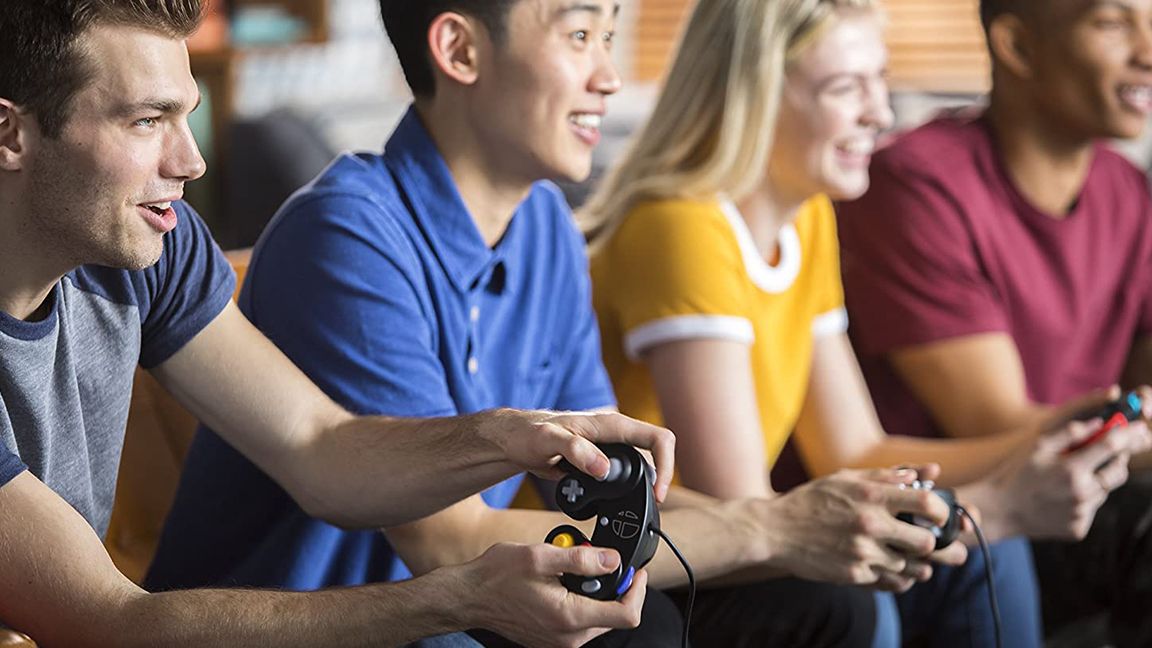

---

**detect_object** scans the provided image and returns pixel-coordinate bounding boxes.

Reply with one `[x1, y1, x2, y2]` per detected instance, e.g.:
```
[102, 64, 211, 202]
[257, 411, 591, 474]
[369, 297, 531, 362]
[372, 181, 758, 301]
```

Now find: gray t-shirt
[0, 202, 234, 537]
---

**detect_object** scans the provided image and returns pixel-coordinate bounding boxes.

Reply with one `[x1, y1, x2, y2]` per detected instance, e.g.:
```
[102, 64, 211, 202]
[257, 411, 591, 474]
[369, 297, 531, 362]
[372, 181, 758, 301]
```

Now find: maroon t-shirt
[837, 113, 1152, 439]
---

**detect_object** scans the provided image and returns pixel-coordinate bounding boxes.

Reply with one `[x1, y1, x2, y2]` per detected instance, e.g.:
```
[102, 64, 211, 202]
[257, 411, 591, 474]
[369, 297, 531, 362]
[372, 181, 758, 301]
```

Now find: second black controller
[896, 479, 961, 550]
[544, 443, 660, 600]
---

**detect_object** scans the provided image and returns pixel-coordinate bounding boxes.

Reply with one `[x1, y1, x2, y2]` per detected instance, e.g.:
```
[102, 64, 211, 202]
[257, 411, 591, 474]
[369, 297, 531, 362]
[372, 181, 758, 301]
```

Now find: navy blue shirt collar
[384, 106, 521, 294]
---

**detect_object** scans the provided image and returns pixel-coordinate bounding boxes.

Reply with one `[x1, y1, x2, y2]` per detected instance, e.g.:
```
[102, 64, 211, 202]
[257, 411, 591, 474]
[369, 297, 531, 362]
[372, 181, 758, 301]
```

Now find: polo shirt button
[470, 306, 480, 323]
[468, 357, 479, 374]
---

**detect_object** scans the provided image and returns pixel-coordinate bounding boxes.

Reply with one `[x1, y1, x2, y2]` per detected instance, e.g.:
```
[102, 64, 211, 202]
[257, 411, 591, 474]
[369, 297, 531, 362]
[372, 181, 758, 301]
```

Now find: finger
[546, 423, 612, 481]
[562, 571, 649, 633]
[900, 558, 934, 582]
[1137, 386, 1152, 421]
[1065, 422, 1140, 471]
[1039, 418, 1104, 457]
[858, 466, 920, 486]
[930, 541, 968, 567]
[534, 544, 621, 577]
[1044, 385, 1122, 429]
[913, 463, 941, 483]
[577, 414, 675, 503]
[878, 513, 940, 556]
[885, 485, 951, 528]
[872, 570, 916, 593]
[1094, 455, 1130, 492]
[615, 568, 648, 626]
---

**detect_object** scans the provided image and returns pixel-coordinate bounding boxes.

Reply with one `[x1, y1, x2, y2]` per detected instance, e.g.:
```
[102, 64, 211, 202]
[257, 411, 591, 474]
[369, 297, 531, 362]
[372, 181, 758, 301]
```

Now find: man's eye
[571, 30, 588, 42]
[603, 31, 615, 44]
[133, 117, 158, 128]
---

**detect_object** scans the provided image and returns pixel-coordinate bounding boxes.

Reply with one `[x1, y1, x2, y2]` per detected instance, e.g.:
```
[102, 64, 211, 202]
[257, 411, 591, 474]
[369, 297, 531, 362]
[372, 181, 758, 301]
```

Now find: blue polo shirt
[146, 107, 616, 592]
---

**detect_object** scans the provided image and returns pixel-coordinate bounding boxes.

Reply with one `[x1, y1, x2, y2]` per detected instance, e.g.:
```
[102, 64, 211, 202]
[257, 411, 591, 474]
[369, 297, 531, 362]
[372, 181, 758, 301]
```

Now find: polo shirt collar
[384, 106, 519, 294]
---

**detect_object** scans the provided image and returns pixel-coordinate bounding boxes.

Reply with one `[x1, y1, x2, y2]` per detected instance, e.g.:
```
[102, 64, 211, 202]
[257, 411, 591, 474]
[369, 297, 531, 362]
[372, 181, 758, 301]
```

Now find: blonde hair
[582, 0, 875, 250]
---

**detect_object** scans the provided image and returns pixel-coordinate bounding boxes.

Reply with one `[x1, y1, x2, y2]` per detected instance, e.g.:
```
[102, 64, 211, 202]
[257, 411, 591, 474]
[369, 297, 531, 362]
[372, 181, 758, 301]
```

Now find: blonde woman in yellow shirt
[583, 0, 1151, 645]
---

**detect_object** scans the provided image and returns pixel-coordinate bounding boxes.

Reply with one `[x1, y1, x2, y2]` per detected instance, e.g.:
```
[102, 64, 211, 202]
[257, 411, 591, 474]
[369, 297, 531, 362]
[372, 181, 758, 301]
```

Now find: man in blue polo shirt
[150, 0, 967, 645]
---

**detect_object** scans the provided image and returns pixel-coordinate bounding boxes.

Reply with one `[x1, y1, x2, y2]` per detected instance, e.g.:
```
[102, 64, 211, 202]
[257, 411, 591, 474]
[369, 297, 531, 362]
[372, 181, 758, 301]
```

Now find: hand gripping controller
[544, 444, 661, 600]
[1064, 390, 1144, 454]
[896, 479, 961, 550]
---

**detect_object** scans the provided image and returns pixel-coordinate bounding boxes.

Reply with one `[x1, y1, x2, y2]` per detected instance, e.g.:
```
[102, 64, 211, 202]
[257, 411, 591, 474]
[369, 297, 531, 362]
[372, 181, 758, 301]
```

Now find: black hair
[378, 0, 519, 97]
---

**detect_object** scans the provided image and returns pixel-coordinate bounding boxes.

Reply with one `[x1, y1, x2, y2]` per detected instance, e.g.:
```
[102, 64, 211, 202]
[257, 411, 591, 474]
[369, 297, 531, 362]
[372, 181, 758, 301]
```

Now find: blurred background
[189, 0, 1150, 249]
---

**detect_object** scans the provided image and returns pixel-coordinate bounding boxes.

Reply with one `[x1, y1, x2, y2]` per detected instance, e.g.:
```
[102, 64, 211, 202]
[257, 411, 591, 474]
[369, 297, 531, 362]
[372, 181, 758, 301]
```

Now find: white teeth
[570, 114, 602, 130]
[838, 140, 874, 156]
[1120, 85, 1152, 111]
[146, 202, 172, 210]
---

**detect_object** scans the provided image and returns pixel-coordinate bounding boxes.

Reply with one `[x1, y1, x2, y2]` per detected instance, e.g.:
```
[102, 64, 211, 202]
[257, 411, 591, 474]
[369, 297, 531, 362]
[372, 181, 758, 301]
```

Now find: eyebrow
[555, 2, 621, 18]
[1084, 0, 1135, 11]
[114, 95, 203, 117]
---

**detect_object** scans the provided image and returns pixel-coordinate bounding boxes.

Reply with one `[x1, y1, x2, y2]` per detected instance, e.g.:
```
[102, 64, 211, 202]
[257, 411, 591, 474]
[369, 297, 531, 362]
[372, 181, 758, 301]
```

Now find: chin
[823, 178, 870, 202]
[106, 241, 165, 271]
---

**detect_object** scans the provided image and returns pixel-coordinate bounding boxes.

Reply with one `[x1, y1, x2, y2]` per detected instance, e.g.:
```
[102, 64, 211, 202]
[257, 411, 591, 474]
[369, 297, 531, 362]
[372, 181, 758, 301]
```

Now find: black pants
[1032, 471, 1152, 648]
[472, 578, 876, 648]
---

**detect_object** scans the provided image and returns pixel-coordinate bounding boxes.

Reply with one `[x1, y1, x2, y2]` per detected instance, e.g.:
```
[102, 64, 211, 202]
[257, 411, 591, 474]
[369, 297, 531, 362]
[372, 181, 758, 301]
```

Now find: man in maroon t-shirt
[838, 0, 1152, 644]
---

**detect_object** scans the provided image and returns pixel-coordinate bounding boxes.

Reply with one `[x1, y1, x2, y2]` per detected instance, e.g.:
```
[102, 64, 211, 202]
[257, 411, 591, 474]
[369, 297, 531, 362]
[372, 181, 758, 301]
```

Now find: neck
[985, 91, 1096, 218]
[416, 101, 533, 248]
[734, 182, 805, 259]
[0, 194, 68, 321]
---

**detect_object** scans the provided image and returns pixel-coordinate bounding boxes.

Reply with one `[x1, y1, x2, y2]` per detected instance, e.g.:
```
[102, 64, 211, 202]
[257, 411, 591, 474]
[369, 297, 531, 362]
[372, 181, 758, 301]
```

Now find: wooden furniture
[633, 0, 990, 93]
[104, 249, 252, 584]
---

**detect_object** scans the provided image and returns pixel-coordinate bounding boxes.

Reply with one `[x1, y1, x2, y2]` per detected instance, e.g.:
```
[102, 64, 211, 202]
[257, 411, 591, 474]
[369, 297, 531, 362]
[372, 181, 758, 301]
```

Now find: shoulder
[1091, 145, 1152, 197]
[871, 113, 989, 179]
[613, 198, 732, 246]
[256, 152, 420, 264]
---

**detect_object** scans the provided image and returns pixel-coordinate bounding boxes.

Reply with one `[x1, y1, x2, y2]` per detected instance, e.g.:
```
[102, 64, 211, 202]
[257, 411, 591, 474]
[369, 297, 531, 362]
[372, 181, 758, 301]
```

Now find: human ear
[0, 100, 29, 171]
[427, 12, 481, 88]
[988, 14, 1036, 80]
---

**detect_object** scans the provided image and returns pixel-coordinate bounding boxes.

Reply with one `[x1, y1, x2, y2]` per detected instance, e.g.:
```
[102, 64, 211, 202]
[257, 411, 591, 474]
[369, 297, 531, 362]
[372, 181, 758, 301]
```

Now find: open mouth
[569, 113, 604, 146]
[1119, 84, 1152, 114]
[144, 202, 172, 216]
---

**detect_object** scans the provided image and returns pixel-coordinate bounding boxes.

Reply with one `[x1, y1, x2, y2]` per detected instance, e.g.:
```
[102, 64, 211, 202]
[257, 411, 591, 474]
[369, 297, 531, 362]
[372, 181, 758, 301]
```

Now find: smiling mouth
[570, 113, 603, 131]
[1119, 84, 1152, 113]
[143, 202, 172, 215]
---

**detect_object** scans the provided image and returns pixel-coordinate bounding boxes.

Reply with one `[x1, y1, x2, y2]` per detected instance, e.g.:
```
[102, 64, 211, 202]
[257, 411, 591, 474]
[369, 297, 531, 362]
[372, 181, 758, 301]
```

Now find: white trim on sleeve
[624, 315, 754, 361]
[811, 307, 849, 338]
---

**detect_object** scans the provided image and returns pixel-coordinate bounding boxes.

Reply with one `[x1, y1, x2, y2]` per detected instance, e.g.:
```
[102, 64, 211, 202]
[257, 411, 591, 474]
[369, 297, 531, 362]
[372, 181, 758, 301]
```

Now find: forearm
[845, 427, 1036, 487]
[391, 496, 773, 591]
[287, 409, 525, 529]
[26, 572, 471, 648]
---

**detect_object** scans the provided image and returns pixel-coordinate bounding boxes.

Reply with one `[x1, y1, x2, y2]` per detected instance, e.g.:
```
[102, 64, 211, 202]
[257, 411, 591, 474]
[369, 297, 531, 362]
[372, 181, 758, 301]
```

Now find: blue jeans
[896, 535, 1042, 648]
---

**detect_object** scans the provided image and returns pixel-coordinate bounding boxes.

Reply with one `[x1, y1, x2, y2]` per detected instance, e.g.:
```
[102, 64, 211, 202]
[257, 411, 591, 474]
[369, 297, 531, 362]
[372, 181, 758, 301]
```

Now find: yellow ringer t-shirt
[591, 195, 847, 467]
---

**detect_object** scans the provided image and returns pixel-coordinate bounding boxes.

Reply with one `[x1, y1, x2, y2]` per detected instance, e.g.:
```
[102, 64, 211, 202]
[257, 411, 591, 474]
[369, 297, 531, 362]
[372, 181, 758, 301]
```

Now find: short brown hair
[0, 0, 204, 138]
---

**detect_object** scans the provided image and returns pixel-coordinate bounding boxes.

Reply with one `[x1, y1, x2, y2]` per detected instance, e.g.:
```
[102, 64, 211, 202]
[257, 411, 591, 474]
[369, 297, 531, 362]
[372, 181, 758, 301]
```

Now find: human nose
[862, 76, 894, 131]
[1133, 20, 1152, 69]
[162, 120, 206, 182]
[591, 41, 623, 96]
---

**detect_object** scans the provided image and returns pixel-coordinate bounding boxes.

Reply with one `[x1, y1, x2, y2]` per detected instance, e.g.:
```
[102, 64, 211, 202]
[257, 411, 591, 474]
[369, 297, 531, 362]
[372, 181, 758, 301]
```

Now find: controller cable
[652, 527, 694, 648]
[955, 505, 1002, 648]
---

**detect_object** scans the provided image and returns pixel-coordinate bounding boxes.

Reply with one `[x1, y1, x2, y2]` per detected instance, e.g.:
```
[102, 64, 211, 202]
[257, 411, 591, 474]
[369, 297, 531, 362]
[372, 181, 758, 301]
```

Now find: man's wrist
[403, 563, 478, 637]
[467, 408, 533, 468]
[725, 497, 778, 570]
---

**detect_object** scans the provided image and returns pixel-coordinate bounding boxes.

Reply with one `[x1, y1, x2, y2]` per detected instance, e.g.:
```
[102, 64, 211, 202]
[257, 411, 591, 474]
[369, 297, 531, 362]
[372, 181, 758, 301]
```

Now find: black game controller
[1064, 390, 1144, 454]
[544, 443, 660, 600]
[896, 479, 961, 550]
